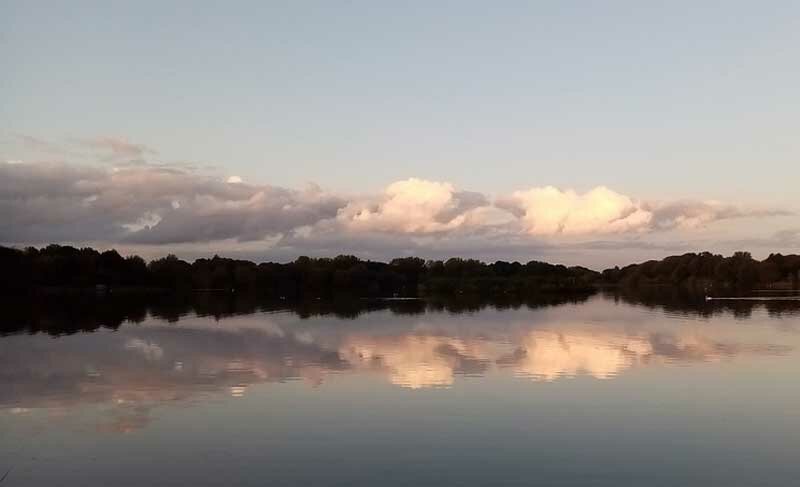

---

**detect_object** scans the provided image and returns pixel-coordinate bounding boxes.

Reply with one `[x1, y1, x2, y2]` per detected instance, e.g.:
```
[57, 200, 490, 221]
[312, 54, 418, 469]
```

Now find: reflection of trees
[611, 289, 800, 319]
[0, 293, 592, 336]
[6, 287, 798, 338]
[1, 294, 149, 335]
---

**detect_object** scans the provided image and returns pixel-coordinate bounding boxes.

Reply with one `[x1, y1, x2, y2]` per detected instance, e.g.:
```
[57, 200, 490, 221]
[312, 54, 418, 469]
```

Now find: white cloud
[497, 186, 653, 236]
[336, 178, 491, 234]
[496, 186, 792, 238]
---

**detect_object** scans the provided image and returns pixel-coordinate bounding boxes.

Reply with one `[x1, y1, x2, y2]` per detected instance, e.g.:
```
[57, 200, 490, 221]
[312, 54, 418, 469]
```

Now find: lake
[2, 292, 800, 486]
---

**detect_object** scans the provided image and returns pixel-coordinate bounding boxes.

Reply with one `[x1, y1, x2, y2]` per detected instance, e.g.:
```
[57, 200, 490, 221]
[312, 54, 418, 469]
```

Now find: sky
[2, 1, 799, 268]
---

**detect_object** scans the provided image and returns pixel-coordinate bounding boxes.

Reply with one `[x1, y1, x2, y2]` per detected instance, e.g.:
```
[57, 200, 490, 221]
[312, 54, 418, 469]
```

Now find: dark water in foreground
[2, 293, 800, 486]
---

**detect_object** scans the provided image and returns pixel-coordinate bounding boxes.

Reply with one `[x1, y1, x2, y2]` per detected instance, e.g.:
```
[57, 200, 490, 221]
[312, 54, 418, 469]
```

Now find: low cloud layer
[76, 136, 158, 162]
[0, 161, 344, 244]
[497, 186, 789, 236]
[0, 159, 793, 262]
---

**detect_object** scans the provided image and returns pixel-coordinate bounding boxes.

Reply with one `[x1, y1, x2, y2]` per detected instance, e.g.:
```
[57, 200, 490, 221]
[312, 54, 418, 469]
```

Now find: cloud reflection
[341, 335, 493, 389]
[0, 302, 793, 432]
[500, 330, 652, 381]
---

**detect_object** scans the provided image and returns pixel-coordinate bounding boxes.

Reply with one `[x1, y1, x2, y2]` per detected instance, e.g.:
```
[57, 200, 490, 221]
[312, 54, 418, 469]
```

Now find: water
[2, 293, 800, 486]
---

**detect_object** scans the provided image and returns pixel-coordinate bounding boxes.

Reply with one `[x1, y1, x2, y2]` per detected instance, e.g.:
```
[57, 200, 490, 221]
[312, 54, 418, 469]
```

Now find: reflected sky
[2, 295, 800, 486]
[1, 296, 795, 425]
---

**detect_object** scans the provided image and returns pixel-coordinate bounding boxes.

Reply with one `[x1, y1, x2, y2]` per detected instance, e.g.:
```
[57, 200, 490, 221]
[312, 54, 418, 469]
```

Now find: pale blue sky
[2, 1, 799, 264]
[4, 1, 799, 198]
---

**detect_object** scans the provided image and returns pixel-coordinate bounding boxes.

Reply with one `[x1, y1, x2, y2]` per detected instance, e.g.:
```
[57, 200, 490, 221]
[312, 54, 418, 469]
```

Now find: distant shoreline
[2, 245, 798, 298]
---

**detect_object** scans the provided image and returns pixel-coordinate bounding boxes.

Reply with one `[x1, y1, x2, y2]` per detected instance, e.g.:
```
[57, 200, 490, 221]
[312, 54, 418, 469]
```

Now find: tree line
[0, 244, 598, 297]
[601, 251, 800, 292]
[2, 245, 798, 297]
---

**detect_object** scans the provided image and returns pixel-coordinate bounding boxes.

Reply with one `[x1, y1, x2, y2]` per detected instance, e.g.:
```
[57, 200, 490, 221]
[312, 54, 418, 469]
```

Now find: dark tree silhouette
[0, 244, 599, 297]
[3, 245, 797, 298]
[601, 251, 800, 293]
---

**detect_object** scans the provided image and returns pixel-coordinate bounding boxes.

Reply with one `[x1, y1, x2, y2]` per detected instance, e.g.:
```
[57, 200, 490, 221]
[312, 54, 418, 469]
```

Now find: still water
[2, 293, 800, 486]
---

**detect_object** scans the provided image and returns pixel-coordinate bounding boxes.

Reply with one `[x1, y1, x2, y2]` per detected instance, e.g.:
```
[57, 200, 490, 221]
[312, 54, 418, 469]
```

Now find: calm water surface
[2, 293, 800, 486]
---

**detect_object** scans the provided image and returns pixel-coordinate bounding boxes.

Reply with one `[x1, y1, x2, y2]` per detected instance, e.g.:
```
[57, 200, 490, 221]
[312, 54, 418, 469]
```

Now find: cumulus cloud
[497, 186, 792, 237]
[335, 178, 493, 234]
[497, 186, 653, 236]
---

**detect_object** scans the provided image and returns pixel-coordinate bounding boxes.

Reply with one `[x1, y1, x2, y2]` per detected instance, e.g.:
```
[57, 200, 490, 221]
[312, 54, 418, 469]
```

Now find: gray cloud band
[0, 162, 792, 250]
